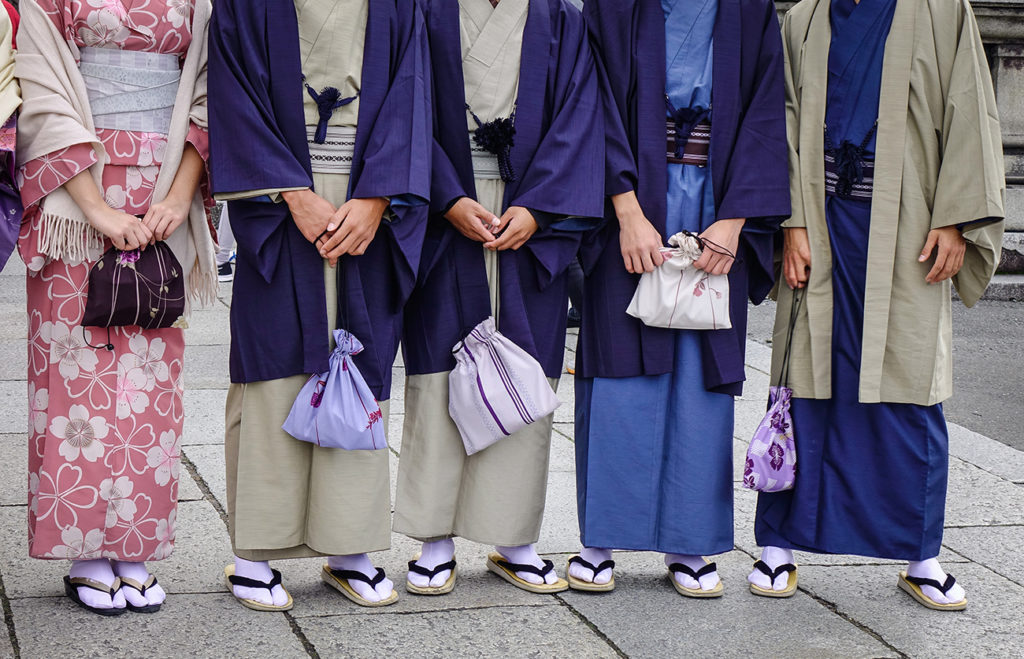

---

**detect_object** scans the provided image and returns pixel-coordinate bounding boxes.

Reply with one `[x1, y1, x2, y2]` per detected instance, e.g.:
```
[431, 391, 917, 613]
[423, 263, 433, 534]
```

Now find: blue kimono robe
[755, 0, 949, 561]
[208, 0, 431, 400]
[575, 0, 787, 556]
[402, 0, 605, 379]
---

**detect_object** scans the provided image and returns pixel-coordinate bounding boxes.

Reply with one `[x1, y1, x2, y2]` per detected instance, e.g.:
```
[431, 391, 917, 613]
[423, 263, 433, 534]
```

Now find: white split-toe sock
[233, 557, 290, 607]
[408, 539, 455, 588]
[907, 557, 966, 605]
[568, 547, 613, 585]
[495, 544, 558, 585]
[665, 553, 721, 591]
[69, 559, 127, 611]
[113, 560, 166, 608]
[327, 554, 394, 603]
[748, 546, 795, 592]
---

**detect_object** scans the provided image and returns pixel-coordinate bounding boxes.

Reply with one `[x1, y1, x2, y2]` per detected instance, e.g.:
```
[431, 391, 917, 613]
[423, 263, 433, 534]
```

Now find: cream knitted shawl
[15, 0, 216, 307]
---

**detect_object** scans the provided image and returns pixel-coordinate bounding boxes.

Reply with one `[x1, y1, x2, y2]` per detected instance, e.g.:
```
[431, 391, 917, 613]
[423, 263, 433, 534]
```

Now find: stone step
[983, 274, 1024, 301]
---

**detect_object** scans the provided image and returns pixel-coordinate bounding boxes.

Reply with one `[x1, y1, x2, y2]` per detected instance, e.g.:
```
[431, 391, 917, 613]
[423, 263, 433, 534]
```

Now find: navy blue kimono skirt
[754, 195, 949, 561]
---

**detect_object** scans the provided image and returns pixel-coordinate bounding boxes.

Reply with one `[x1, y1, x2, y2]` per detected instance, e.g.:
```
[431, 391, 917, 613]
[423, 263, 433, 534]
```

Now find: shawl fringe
[36, 212, 103, 265]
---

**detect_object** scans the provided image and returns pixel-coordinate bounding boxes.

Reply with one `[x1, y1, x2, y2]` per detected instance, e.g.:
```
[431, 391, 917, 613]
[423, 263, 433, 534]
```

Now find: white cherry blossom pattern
[32, 463, 99, 530]
[146, 430, 180, 487]
[106, 493, 157, 558]
[127, 333, 170, 388]
[105, 416, 157, 477]
[50, 322, 100, 381]
[27, 311, 52, 377]
[100, 475, 138, 528]
[116, 355, 151, 420]
[46, 526, 106, 560]
[52, 404, 109, 463]
[29, 383, 49, 436]
[153, 507, 176, 560]
[42, 267, 90, 326]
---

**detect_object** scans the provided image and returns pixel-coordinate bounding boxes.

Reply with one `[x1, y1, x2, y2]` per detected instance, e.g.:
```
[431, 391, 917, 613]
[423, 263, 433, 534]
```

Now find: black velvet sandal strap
[906, 573, 957, 595]
[407, 559, 457, 579]
[328, 567, 386, 588]
[568, 556, 615, 574]
[753, 560, 796, 581]
[497, 558, 555, 579]
[228, 568, 284, 591]
[669, 562, 718, 580]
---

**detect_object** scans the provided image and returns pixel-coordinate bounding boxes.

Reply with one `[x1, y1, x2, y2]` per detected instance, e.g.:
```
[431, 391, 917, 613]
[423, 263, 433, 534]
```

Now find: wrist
[281, 188, 312, 208]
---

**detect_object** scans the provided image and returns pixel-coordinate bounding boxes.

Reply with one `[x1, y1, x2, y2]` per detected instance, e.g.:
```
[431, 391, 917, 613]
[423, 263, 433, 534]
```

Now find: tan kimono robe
[773, 0, 1004, 406]
[393, 0, 559, 547]
[223, 0, 392, 561]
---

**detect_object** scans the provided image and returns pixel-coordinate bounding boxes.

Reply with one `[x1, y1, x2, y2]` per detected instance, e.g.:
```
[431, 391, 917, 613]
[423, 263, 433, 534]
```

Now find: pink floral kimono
[18, 0, 209, 561]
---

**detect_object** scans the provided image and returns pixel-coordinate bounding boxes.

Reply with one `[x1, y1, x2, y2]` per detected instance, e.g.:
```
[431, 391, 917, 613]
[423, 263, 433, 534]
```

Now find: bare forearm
[164, 144, 204, 206]
[63, 170, 111, 223]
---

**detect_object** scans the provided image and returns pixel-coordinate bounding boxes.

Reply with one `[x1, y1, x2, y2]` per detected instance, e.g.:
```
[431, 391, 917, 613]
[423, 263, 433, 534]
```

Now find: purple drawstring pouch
[282, 329, 387, 451]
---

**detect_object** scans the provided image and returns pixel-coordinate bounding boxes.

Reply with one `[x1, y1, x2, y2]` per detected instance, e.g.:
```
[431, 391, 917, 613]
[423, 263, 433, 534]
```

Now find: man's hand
[141, 194, 191, 242]
[320, 197, 389, 265]
[920, 226, 966, 284]
[612, 191, 663, 273]
[783, 227, 811, 289]
[444, 196, 499, 243]
[694, 218, 745, 275]
[283, 188, 337, 247]
[485, 206, 538, 251]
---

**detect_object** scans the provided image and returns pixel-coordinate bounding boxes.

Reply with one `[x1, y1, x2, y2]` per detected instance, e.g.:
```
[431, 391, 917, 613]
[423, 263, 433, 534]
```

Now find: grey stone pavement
[1, 257, 1024, 659]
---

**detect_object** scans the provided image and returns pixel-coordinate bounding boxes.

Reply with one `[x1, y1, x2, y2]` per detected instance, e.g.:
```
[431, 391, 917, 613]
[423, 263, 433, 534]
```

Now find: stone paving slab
[797, 562, 1024, 658]
[558, 550, 899, 659]
[181, 388, 227, 446]
[0, 434, 27, 506]
[182, 344, 231, 390]
[0, 303, 26, 341]
[296, 603, 620, 659]
[537, 471, 582, 555]
[549, 432, 575, 473]
[0, 341, 25, 383]
[0, 380, 25, 434]
[942, 525, 1024, 588]
[949, 422, 1024, 484]
[945, 456, 1024, 526]
[181, 444, 227, 510]
[10, 595, 307, 659]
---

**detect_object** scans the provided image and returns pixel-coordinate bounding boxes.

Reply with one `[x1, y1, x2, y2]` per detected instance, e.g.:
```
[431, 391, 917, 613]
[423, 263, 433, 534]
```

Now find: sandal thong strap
[407, 559, 457, 579]
[669, 562, 718, 580]
[119, 574, 157, 597]
[906, 573, 957, 595]
[328, 567, 387, 588]
[67, 575, 122, 597]
[753, 560, 796, 581]
[497, 558, 555, 579]
[228, 568, 284, 592]
[568, 556, 616, 574]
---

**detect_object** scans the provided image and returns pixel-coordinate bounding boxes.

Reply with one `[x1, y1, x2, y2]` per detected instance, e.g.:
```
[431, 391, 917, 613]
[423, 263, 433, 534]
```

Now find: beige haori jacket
[772, 0, 1005, 406]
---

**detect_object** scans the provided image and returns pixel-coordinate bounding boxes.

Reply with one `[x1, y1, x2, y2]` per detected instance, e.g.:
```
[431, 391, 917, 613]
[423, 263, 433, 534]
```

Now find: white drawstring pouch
[448, 316, 560, 455]
[626, 231, 732, 330]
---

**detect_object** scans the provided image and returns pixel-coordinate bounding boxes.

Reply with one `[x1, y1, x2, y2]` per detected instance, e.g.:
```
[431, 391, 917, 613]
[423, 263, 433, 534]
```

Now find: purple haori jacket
[208, 0, 431, 400]
[578, 0, 790, 395]
[402, 0, 605, 379]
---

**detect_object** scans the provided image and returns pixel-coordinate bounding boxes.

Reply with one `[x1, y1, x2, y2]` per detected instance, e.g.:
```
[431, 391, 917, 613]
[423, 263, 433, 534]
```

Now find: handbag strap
[776, 289, 803, 388]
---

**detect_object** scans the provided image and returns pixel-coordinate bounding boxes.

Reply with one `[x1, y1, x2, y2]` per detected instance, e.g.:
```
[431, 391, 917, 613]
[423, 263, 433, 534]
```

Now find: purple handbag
[82, 241, 186, 329]
[743, 291, 802, 493]
[281, 329, 387, 451]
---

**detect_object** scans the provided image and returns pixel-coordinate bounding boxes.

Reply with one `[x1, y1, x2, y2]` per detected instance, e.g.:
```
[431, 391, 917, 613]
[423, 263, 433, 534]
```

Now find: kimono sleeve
[930, 0, 1004, 307]
[780, 10, 806, 230]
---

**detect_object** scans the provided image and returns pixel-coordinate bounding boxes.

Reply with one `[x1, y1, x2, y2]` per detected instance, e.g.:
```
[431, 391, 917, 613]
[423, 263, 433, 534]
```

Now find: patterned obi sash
[306, 126, 356, 175]
[79, 47, 180, 135]
[666, 118, 711, 167]
[471, 142, 502, 181]
[824, 152, 874, 200]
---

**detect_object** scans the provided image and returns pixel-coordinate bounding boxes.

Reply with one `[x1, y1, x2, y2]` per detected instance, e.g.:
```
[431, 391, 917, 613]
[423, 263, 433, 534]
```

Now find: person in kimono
[569, 0, 789, 596]
[208, 0, 430, 610]
[16, 0, 216, 615]
[752, 0, 1004, 611]
[393, 0, 605, 595]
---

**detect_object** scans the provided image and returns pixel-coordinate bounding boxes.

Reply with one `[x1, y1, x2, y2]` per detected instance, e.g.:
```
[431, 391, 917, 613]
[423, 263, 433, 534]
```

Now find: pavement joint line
[288, 601, 557, 620]
[0, 568, 20, 659]
[552, 593, 629, 659]
[285, 611, 322, 659]
[179, 449, 230, 527]
[944, 523, 1024, 529]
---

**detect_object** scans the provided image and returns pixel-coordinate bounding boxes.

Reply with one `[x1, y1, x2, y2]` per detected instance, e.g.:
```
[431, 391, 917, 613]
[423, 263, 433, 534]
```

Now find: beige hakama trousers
[225, 171, 391, 560]
[392, 177, 558, 546]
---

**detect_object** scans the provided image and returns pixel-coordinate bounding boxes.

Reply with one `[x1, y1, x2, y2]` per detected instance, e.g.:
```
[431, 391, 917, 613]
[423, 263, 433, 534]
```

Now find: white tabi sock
[113, 560, 166, 608]
[407, 539, 455, 588]
[748, 546, 795, 592]
[68, 559, 126, 611]
[665, 553, 721, 591]
[495, 544, 558, 585]
[327, 554, 393, 602]
[568, 547, 613, 585]
[233, 557, 289, 607]
[907, 557, 966, 605]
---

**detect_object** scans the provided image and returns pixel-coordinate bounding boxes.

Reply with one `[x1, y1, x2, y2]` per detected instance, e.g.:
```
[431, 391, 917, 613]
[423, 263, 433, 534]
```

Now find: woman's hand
[445, 196, 500, 243]
[783, 227, 811, 289]
[612, 191, 663, 273]
[694, 218, 744, 275]
[283, 188, 337, 247]
[141, 194, 190, 242]
[485, 206, 538, 251]
[320, 197, 389, 265]
[920, 226, 966, 284]
[88, 207, 153, 251]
